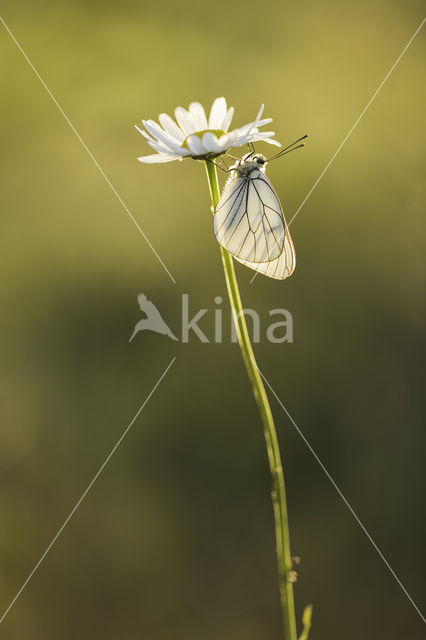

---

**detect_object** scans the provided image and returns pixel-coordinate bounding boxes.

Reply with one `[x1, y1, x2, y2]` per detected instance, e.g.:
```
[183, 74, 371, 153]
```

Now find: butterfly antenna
[272, 143, 306, 158]
[267, 134, 308, 161]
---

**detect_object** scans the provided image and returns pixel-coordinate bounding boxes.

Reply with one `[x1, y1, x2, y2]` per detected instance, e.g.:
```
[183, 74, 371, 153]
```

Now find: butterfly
[213, 135, 307, 280]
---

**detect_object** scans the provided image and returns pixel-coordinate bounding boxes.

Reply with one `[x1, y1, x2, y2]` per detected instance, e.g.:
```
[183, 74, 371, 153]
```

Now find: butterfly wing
[235, 229, 296, 280]
[214, 171, 286, 263]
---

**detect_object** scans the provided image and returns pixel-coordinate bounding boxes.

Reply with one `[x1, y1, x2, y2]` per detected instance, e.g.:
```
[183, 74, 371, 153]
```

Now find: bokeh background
[1, 1, 425, 638]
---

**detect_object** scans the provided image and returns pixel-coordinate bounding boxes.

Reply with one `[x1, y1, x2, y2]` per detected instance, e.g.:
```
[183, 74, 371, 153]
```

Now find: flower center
[181, 129, 226, 149]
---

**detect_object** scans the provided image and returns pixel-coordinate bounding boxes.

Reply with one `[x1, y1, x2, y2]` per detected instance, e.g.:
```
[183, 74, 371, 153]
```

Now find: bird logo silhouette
[129, 294, 179, 342]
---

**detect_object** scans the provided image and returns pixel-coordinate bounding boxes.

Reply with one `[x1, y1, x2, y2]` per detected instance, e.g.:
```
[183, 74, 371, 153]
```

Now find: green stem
[204, 160, 298, 640]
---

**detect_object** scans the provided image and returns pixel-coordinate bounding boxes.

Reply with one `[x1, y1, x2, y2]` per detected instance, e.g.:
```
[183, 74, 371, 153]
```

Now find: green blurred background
[1, 1, 425, 638]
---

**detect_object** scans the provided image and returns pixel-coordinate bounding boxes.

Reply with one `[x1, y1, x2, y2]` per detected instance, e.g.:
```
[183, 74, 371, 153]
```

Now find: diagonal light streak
[250, 17, 425, 284]
[253, 358, 426, 624]
[0, 357, 176, 625]
[0, 16, 176, 284]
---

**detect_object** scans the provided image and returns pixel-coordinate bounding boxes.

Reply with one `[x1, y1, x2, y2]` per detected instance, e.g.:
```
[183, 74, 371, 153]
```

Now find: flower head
[136, 97, 281, 164]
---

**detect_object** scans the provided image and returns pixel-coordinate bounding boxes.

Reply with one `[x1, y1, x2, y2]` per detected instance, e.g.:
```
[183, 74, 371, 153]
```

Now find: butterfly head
[233, 135, 307, 174]
[241, 152, 267, 166]
[252, 154, 266, 167]
[232, 152, 267, 177]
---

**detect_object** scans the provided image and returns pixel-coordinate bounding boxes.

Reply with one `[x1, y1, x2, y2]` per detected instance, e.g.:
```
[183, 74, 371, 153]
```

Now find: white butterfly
[214, 136, 306, 280]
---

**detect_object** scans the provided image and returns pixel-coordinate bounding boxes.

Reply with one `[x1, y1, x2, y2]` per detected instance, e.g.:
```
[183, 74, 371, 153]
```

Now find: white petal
[223, 107, 234, 131]
[174, 107, 197, 135]
[158, 113, 185, 142]
[147, 139, 175, 154]
[224, 131, 240, 149]
[209, 97, 227, 129]
[186, 135, 205, 155]
[261, 137, 281, 146]
[242, 118, 272, 136]
[135, 125, 155, 142]
[142, 120, 183, 153]
[231, 134, 248, 147]
[255, 131, 276, 138]
[255, 104, 265, 121]
[217, 133, 231, 150]
[254, 117, 273, 128]
[232, 127, 257, 146]
[188, 102, 208, 131]
[232, 119, 273, 144]
[233, 123, 255, 139]
[232, 124, 254, 139]
[250, 131, 281, 143]
[202, 132, 222, 153]
[138, 153, 181, 163]
[147, 139, 191, 157]
[232, 132, 258, 147]
[240, 118, 273, 134]
[249, 133, 281, 146]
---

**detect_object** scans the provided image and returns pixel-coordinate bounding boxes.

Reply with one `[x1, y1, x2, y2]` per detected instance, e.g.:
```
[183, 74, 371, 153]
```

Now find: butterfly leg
[207, 159, 232, 173]
[220, 156, 230, 170]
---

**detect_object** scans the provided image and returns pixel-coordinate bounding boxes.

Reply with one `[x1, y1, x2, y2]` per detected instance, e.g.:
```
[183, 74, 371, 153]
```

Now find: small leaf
[298, 604, 313, 640]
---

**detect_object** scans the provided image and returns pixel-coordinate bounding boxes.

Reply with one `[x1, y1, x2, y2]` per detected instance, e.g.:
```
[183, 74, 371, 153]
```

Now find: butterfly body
[214, 153, 296, 280]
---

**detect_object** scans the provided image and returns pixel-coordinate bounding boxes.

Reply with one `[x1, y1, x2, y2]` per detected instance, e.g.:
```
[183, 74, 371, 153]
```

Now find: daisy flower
[136, 97, 281, 164]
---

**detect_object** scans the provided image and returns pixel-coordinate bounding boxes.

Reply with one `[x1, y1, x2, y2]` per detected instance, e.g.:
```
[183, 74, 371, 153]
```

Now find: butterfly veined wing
[214, 171, 286, 263]
[235, 229, 296, 280]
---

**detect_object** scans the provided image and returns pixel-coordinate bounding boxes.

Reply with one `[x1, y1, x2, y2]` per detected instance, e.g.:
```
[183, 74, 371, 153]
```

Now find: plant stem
[204, 160, 298, 640]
